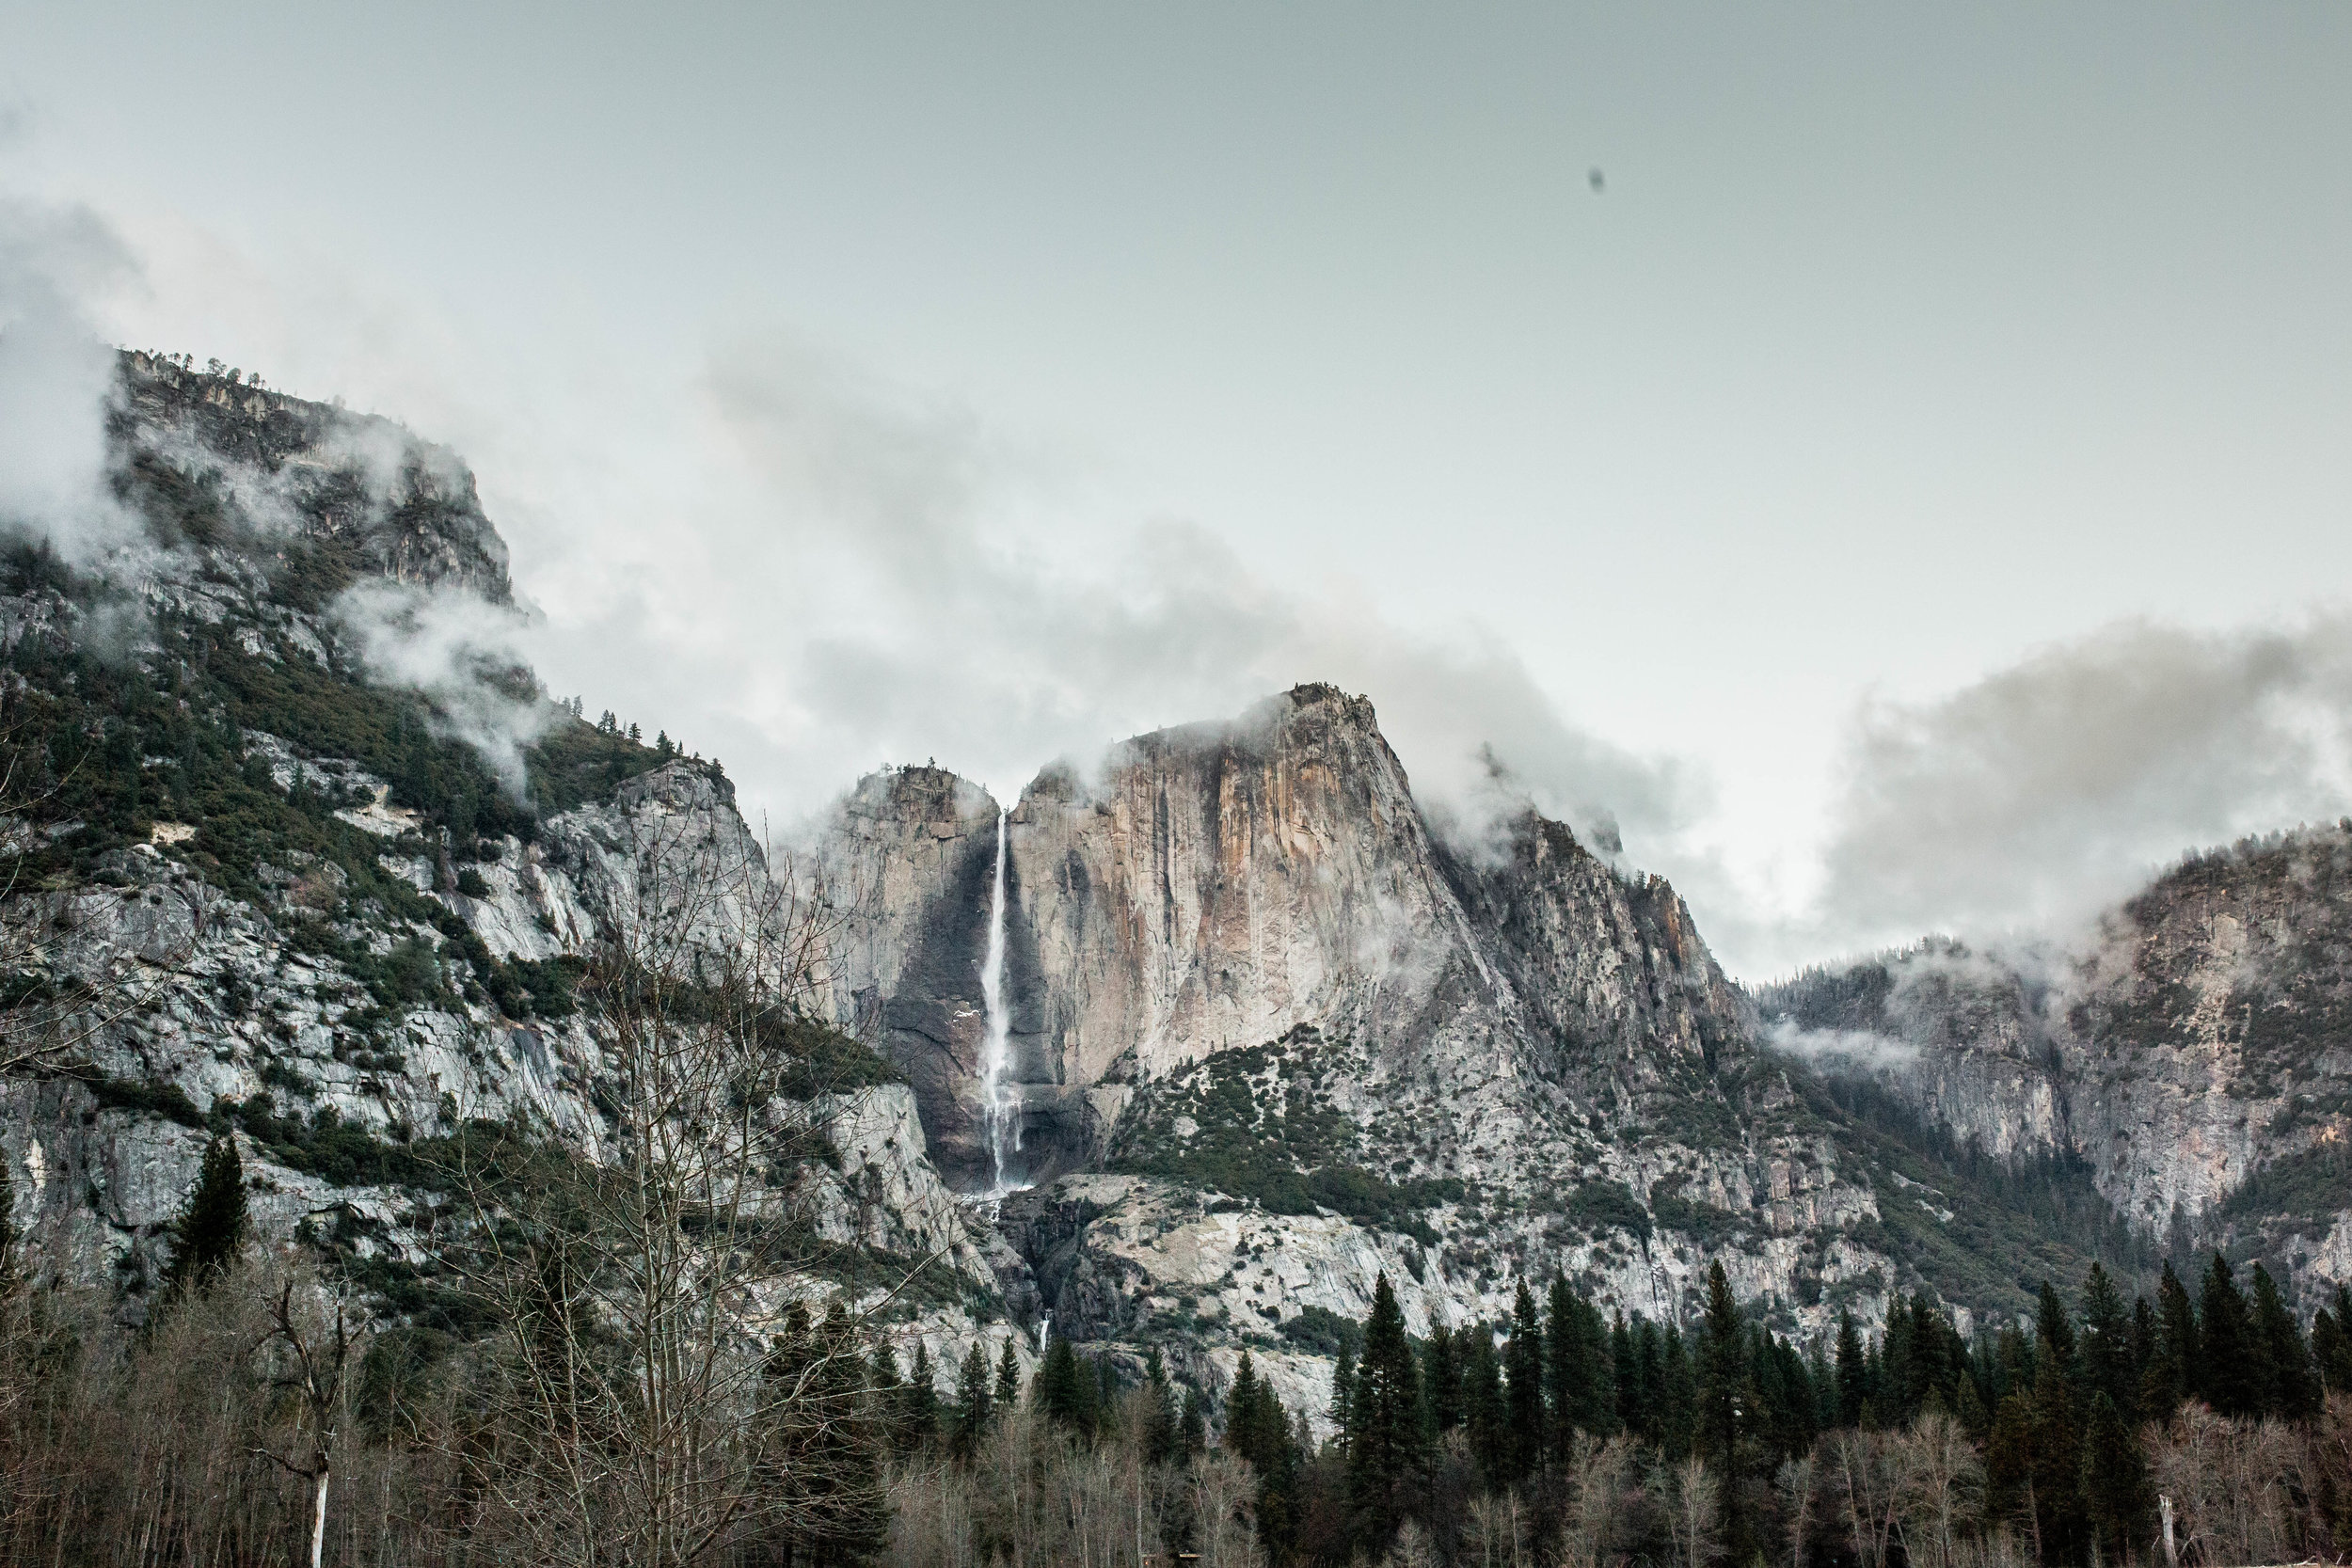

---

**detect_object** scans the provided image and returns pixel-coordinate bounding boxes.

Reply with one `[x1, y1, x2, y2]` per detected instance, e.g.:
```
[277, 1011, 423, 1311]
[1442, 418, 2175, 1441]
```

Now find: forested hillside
[2, 354, 2348, 1568]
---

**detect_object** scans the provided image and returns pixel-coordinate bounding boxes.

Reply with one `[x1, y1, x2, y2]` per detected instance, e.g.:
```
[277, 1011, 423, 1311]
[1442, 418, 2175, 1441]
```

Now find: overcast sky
[4, 4, 2349, 977]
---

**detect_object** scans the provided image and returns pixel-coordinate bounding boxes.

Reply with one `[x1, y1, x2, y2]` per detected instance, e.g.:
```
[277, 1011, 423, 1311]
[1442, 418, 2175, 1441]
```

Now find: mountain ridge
[2, 354, 2338, 1434]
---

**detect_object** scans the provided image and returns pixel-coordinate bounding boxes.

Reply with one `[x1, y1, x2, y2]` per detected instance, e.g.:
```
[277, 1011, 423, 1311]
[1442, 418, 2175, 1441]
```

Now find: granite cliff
[813, 679, 2176, 1418]
[0, 353, 1012, 1382]
[15, 353, 2335, 1433]
[1760, 827, 2352, 1310]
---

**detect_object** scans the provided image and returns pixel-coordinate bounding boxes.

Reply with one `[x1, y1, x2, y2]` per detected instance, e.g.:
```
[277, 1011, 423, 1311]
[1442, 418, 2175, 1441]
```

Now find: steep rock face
[1762, 829, 2352, 1305]
[113, 351, 513, 604]
[1762, 944, 2072, 1161]
[1438, 815, 1754, 1099]
[0, 356, 1000, 1353]
[819, 766, 1005, 1183]
[2061, 832, 2352, 1261]
[823, 685, 1761, 1196]
[821, 686, 1976, 1370]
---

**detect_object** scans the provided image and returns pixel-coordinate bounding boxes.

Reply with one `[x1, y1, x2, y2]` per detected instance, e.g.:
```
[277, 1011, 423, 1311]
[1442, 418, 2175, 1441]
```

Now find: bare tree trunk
[310, 1466, 330, 1568]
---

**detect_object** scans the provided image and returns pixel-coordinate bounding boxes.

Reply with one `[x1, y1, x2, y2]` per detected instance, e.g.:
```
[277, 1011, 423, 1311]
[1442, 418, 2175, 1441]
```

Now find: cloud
[53, 202, 2349, 983]
[1804, 615, 2352, 955]
[0, 196, 142, 561]
[1763, 1018, 1919, 1073]
[495, 327, 1694, 864]
[333, 579, 549, 799]
[727, 336, 1690, 843]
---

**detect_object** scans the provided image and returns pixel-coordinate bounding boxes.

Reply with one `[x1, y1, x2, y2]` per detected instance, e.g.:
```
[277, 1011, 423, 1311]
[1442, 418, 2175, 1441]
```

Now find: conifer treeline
[894, 1253, 2351, 1568]
[7, 1166, 2350, 1568]
[1294, 1258, 2352, 1568]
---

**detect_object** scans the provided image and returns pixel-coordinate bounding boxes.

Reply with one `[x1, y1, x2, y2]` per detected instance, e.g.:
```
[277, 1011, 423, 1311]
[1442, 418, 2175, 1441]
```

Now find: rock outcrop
[0, 354, 999, 1354]
[1761, 827, 2352, 1307]
[25, 349, 2345, 1433]
[818, 685, 1960, 1370]
[822, 686, 1759, 1190]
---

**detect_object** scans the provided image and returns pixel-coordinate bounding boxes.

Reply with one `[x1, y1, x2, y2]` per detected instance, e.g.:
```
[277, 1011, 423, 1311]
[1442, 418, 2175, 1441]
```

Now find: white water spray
[978, 808, 1023, 1194]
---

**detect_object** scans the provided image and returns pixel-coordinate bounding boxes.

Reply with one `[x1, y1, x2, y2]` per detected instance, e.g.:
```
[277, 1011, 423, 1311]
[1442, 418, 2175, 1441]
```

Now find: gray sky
[4, 4, 2349, 975]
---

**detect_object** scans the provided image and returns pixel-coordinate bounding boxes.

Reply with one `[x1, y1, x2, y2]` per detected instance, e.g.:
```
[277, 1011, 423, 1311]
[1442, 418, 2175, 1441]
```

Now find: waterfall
[978, 808, 1022, 1194]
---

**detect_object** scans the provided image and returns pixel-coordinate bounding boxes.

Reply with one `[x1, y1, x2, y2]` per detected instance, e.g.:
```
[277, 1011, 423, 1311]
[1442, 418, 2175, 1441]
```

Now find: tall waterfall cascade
[977, 808, 1024, 1195]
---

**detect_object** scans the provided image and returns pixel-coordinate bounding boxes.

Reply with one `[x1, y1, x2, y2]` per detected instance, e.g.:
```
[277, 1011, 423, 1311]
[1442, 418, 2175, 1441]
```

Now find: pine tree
[164, 1134, 246, 1296]
[1180, 1385, 1208, 1458]
[1883, 1295, 1919, 1424]
[1754, 1326, 1817, 1459]
[1660, 1323, 1696, 1461]
[1909, 1294, 1958, 1414]
[1566, 1291, 1614, 1436]
[2196, 1254, 2258, 1417]
[1464, 1326, 1508, 1491]
[1142, 1348, 1178, 1465]
[1331, 1339, 1359, 1450]
[2035, 1279, 2078, 1377]
[955, 1342, 994, 1455]
[1695, 1262, 1750, 1558]
[1985, 1391, 2034, 1533]
[2080, 1390, 2152, 1562]
[1227, 1352, 1263, 1454]
[769, 1307, 889, 1565]
[871, 1345, 909, 1454]
[1226, 1355, 1300, 1560]
[1545, 1277, 1581, 1461]
[2078, 1264, 2136, 1420]
[1994, 1322, 2033, 1404]
[2145, 1260, 2198, 1420]
[2026, 1354, 2086, 1566]
[1503, 1279, 1545, 1481]
[1095, 1351, 1118, 1422]
[905, 1342, 939, 1450]
[1622, 1316, 1662, 1442]
[0, 1148, 15, 1284]
[2247, 1262, 2315, 1420]
[1957, 1373, 1991, 1444]
[2128, 1294, 2159, 1417]
[2313, 1284, 2352, 1395]
[1834, 1307, 1868, 1429]
[995, 1337, 1022, 1411]
[1037, 1334, 1090, 1436]
[1348, 1275, 1426, 1549]
[1613, 1312, 1645, 1431]
[1422, 1326, 1461, 1434]
[1806, 1337, 1838, 1433]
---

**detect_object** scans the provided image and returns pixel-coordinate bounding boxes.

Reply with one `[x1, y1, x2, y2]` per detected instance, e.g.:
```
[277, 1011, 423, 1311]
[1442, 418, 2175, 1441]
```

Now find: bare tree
[1827, 1429, 1900, 1568]
[1777, 1452, 1820, 1568]
[429, 798, 919, 1567]
[2145, 1405, 2312, 1567]
[1889, 1411, 1982, 1568]
[1186, 1448, 1264, 1568]
[1661, 1455, 1721, 1568]
[1380, 1516, 1438, 1568]
[1463, 1492, 1525, 1568]
[1559, 1433, 1637, 1568]
[255, 1274, 358, 1568]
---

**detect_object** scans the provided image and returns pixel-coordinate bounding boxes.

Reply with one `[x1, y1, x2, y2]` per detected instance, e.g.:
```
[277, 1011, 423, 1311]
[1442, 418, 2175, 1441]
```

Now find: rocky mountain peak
[111, 349, 513, 606]
[817, 679, 1761, 1205]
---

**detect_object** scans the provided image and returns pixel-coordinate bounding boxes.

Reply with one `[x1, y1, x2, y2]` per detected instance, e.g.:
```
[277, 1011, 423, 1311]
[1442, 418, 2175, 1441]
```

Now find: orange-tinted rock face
[822, 683, 1755, 1195]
